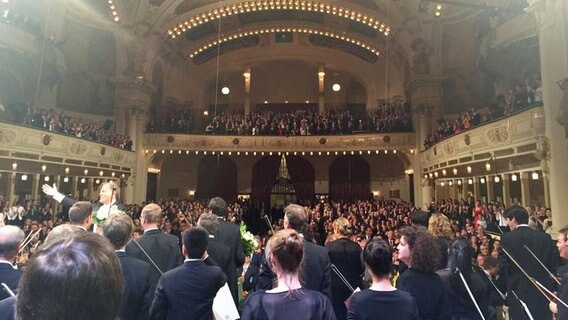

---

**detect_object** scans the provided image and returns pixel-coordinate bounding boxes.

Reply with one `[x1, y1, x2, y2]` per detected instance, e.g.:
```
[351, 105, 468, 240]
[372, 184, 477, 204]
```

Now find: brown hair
[400, 225, 440, 273]
[284, 204, 308, 233]
[268, 229, 304, 274]
[103, 214, 134, 250]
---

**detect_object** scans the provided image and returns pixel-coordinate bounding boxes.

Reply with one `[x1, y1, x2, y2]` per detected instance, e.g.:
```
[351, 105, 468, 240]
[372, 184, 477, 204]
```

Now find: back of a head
[363, 240, 392, 278]
[103, 214, 134, 250]
[198, 213, 219, 235]
[268, 229, 304, 274]
[141, 203, 162, 225]
[0, 226, 25, 260]
[182, 226, 209, 259]
[17, 232, 123, 320]
[44, 224, 82, 245]
[69, 201, 93, 225]
[333, 217, 352, 237]
[503, 205, 529, 225]
[448, 237, 474, 274]
[208, 197, 228, 217]
[400, 225, 440, 273]
[428, 213, 453, 239]
[284, 204, 308, 232]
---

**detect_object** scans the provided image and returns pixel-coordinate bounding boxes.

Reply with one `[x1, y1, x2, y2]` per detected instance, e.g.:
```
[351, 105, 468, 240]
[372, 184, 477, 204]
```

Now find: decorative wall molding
[143, 132, 416, 152]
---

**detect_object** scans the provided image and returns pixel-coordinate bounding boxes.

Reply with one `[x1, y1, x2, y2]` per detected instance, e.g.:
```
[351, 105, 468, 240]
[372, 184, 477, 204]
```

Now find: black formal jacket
[257, 238, 332, 299]
[0, 263, 21, 301]
[215, 219, 245, 304]
[501, 225, 559, 320]
[557, 264, 568, 319]
[116, 251, 152, 320]
[126, 229, 183, 295]
[149, 261, 226, 320]
[0, 296, 15, 320]
[206, 236, 232, 280]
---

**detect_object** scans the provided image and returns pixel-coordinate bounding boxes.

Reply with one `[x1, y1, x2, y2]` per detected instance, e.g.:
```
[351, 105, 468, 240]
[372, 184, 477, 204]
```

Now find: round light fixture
[221, 86, 230, 95]
[332, 83, 341, 92]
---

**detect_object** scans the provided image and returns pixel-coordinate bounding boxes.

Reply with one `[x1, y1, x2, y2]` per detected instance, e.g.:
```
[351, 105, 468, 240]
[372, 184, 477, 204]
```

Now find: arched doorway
[286, 155, 315, 202]
[329, 155, 370, 201]
[196, 155, 237, 201]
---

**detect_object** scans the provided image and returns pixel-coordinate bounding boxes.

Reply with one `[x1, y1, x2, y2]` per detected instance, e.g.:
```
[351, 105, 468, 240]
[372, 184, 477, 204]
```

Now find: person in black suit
[150, 226, 226, 320]
[551, 225, 568, 318]
[0, 226, 24, 301]
[103, 214, 152, 320]
[126, 203, 183, 295]
[0, 296, 15, 320]
[326, 217, 364, 320]
[208, 197, 245, 304]
[501, 205, 558, 320]
[198, 213, 232, 279]
[42, 181, 127, 232]
[257, 203, 332, 299]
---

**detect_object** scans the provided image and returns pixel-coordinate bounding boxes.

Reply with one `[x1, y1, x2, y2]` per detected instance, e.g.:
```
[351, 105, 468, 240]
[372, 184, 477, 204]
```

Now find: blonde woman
[428, 212, 454, 270]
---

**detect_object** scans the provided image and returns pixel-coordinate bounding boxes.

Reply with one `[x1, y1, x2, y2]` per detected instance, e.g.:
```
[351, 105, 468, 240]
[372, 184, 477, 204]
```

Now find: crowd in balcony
[202, 102, 412, 136]
[145, 107, 194, 133]
[9, 106, 133, 150]
[424, 79, 542, 149]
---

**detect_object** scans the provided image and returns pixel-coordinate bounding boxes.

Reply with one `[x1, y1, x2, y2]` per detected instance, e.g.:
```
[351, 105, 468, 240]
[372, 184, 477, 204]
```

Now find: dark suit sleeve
[321, 250, 332, 299]
[61, 197, 77, 208]
[173, 237, 183, 267]
[235, 228, 245, 268]
[139, 266, 153, 320]
[149, 276, 168, 320]
[256, 255, 276, 290]
[346, 292, 360, 320]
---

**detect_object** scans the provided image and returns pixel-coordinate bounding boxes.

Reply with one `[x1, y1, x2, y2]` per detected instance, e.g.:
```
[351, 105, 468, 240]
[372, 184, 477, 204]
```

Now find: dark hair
[284, 204, 308, 233]
[182, 227, 209, 259]
[363, 240, 392, 277]
[503, 205, 529, 225]
[16, 232, 123, 320]
[208, 197, 228, 217]
[0, 226, 25, 259]
[559, 225, 568, 242]
[103, 214, 133, 250]
[198, 213, 219, 235]
[69, 201, 93, 225]
[448, 237, 476, 301]
[268, 229, 304, 274]
[400, 225, 440, 273]
[482, 255, 499, 269]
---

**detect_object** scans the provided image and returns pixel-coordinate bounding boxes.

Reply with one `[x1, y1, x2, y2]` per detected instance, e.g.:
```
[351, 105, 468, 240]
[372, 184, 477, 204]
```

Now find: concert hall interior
[2, 0, 568, 320]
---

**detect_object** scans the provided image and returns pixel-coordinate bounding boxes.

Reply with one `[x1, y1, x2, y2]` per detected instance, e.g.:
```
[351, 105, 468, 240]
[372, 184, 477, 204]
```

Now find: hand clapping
[42, 183, 58, 197]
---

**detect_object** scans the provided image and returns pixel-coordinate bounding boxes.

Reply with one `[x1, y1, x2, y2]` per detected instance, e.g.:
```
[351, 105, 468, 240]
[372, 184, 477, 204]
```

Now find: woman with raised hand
[240, 229, 336, 320]
[347, 239, 419, 320]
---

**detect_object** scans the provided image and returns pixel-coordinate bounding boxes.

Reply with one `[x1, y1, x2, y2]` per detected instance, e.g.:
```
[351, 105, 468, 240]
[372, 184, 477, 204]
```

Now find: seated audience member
[103, 214, 152, 320]
[241, 229, 336, 320]
[150, 227, 226, 320]
[0, 226, 24, 301]
[438, 237, 493, 320]
[396, 225, 450, 320]
[347, 240, 419, 320]
[16, 232, 123, 320]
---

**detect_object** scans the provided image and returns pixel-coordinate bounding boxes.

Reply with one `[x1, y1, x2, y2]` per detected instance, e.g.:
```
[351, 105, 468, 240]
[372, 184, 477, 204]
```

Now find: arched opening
[251, 155, 281, 207]
[286, 155, 315, 202]
[329, 155, 370, 201]
[196, 155, 237, 201]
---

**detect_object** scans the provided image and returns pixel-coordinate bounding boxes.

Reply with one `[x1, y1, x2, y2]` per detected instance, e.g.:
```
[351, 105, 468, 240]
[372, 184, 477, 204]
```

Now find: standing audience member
[438, 238, 493, 320]
[208, 197, 245, 305]
[501, 205, 558, 320]
[16, 232, 124, 320]
[241, 229, 336, 320]
[347, 239, 419, 320]
[150, 227, 226, 320]
[198, 213, 231, 279]
[103, 214, 152, 320]
[396, 226, 450, 320]
[126, 203, 183, 295]
[428, 212, 454, 270]
[257, 204, 332, 299]
[67, 201, 93, 231]
[0, 226, 24, 301]
[326, 217, 364, 320]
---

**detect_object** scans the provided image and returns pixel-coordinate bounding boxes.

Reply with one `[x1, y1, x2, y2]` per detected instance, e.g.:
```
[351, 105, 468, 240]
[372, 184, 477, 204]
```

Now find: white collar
[184, 258, 203, 263]
[144, 227, 159, 233]
[115, 249, 126, 253]
[516, 224, 531, 229]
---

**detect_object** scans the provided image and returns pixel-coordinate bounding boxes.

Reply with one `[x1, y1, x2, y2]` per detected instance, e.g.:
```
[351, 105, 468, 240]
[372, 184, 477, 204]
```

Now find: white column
[318, 67, 325, 114]
[244, 68, 251, 115]
[502, 175, 511, 207]
[520, 172, 530, 206]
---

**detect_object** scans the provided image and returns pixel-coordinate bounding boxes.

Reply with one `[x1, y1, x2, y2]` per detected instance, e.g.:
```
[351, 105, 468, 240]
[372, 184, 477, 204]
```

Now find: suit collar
[143, 229, 160, 235]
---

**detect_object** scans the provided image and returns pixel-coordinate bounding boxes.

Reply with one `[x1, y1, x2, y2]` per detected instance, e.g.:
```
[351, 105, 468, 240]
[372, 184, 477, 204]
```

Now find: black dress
[240, 289, 336, 320]
[346, 289, 419, 320]
[396, 268, 450, 320]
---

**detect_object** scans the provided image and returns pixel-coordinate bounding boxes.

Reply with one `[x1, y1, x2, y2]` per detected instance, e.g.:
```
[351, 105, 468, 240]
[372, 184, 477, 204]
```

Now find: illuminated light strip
[188, 26, 381, 58]
[108, 0, 120, 22]
[167, 0, 391, 38]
